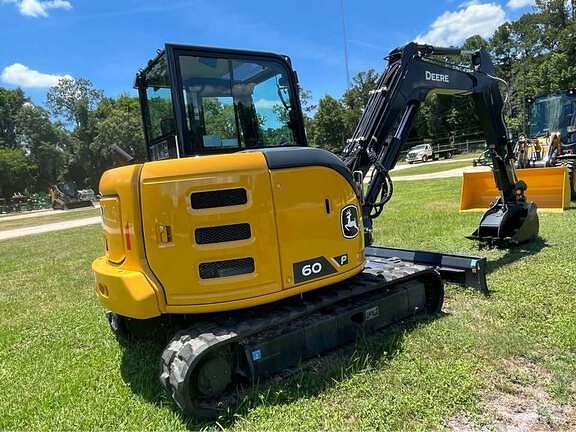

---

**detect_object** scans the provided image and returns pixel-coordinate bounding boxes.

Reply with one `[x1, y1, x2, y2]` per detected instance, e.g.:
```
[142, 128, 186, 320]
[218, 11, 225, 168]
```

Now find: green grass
[454, 151, 482, 160]
[0, 207, 100, 232]
[0, 178, 575, 431]
[393, 159, 472, 177]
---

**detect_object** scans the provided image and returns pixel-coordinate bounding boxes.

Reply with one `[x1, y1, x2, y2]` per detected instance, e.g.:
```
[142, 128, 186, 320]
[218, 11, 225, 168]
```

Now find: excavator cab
[526, 90, 576, 149]
[135, 45, 307, 160]
[524, 90, 576, 199]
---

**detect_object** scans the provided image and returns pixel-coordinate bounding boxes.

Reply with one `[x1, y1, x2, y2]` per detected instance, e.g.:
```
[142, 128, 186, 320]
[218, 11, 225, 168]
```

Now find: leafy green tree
[298, 88, 316, 142]
[83, 95, 147, 188]
[311, 95, 347, 153]
[341, 69, 380, 134]
[0, 148, 37, 199]
[46, 78, 103, 134]
[147, 93, 174, 139]
[486, 1, 576, 133]
[16, 104, 65, 191]
[0, 88, 27, 148]
[203, 98, 237, 139]
[463, 35, 488, 50]
[46, 78, 104, 188]
[299, 88, 317, 115]
[94, 95, 146, 160]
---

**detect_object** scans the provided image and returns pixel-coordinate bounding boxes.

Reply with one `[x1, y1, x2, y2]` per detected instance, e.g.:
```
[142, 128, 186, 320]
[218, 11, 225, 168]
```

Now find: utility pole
[339, 0, 351, 88]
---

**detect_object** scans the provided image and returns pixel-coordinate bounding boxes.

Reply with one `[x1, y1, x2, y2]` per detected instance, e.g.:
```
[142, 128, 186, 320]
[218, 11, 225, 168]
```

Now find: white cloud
[507, 0, 536, 9]
[254, 99, 280, 110]
[415, 2, 506, 47]
[1, 0, 72, 17]
[1, 63, 72, 88]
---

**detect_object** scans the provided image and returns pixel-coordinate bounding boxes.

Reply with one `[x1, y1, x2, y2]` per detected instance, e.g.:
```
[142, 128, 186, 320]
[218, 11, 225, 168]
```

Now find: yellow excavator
[462, 89, 576, 211]
[92, 43, 538, 417]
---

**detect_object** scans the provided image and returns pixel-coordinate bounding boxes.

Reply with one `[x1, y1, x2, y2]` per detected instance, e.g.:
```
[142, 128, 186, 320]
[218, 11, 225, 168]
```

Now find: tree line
[308, 0, 576, 152]
[1, 0, 574, 200]
[0, 79, 144, 200]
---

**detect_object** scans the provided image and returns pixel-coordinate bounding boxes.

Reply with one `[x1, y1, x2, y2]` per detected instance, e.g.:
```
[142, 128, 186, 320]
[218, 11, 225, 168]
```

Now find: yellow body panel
[269, 166, 364, 288]
[92, 256, 160, 319]
[139, 152, 283, 306]
[92, 150, 366, 319]
[460, 167, 570, 212]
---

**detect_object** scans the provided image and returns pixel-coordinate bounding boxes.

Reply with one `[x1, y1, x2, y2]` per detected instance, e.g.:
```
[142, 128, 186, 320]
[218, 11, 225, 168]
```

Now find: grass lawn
[393, 160, 472, 177]
[0, 178, 575, 431]
[454, 151, 482, 160]
[0, 207, 100, 232]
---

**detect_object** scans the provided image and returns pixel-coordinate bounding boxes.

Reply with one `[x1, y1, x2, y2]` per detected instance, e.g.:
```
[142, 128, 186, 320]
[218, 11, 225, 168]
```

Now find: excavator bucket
[460, 167, 571, 213]
[468, 197, 539, 245]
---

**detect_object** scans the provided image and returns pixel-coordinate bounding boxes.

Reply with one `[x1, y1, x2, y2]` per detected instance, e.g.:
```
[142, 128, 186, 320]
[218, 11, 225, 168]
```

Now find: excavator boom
[342, 43, 539, 245]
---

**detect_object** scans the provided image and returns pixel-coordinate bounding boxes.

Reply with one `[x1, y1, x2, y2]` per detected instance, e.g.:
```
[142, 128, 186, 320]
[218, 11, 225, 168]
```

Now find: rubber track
[160, 257, 442, 417]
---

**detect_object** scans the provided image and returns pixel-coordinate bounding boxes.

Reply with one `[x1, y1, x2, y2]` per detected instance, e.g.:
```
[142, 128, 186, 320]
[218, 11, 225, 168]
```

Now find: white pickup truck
[405, 143, 456, 164]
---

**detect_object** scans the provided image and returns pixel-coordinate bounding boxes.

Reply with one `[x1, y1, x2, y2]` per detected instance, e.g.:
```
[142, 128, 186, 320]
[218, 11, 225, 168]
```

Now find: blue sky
[0, 0, 536, 105]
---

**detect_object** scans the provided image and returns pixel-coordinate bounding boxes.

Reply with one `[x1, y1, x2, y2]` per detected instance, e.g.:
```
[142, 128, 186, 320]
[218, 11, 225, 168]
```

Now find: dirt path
[364, 158, 477, 181]
[0, 205, 99, 222]
[446, 358, 576, 432]
[391, 157, 475, 172]
[392, 165, 490, 181]
[0, 216, 101, 241]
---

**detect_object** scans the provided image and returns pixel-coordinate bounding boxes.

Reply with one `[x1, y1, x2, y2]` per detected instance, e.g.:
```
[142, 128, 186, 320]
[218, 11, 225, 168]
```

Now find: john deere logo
[341, 204, 359, 239]
[425, 70, 450, 83]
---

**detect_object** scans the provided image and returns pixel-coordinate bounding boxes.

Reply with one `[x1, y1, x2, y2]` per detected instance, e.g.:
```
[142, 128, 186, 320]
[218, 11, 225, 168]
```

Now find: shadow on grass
[118, 313, 445, 430]
[485, 236, 548, 276]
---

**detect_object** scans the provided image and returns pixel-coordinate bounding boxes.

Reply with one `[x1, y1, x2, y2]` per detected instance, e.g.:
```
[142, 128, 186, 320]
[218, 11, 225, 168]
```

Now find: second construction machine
[92, 42, 537, 417]
[518, 90, 576, 199]
[463, 89, 576, 211]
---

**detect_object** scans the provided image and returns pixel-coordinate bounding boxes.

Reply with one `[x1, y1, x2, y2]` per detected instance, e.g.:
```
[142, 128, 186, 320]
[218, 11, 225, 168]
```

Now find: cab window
[201, 96, 239, 148]
[144, 56, 175, 142]
[177, 54, 297, 151]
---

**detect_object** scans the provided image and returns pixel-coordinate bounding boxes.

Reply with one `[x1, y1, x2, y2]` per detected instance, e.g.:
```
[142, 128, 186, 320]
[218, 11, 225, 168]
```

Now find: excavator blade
[460, 167, 570, 213]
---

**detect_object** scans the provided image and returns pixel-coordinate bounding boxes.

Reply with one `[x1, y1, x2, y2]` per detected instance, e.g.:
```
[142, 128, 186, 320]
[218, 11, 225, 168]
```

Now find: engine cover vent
[195, 223, 251, 244]
[191, 188, 247, 209]
[199, 257, 255, 279]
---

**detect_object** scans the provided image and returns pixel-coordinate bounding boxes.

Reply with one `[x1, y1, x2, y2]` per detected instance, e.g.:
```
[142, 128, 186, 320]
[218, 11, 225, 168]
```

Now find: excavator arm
[342, 42, 539, 246]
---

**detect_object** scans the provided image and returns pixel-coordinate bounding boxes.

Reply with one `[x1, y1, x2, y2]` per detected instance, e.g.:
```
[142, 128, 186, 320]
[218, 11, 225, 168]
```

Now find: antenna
[339, 0, 351, 88]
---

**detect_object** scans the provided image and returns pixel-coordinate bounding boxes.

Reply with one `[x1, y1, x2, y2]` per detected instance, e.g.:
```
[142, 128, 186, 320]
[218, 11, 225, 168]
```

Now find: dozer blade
[460, 167, 570, 213]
